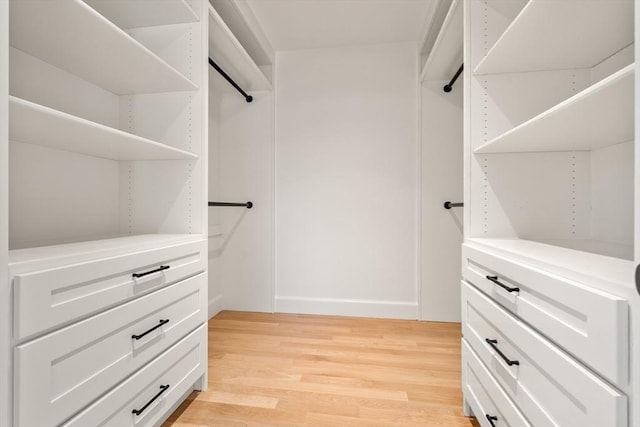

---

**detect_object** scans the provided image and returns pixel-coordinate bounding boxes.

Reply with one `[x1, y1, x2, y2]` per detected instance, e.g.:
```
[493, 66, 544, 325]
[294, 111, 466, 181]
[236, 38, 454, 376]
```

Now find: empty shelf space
[9, 234, 205, 274]
[420, 0, 463, 83]
[208, 4, 271, 92]
[475, 0, 634, 75]
[9, 96, 197, 160]
[475, 64, 634, 153]
[467, 238, 634, 291]
[84, 0, 199, 29]
[10, 0, 197, 95]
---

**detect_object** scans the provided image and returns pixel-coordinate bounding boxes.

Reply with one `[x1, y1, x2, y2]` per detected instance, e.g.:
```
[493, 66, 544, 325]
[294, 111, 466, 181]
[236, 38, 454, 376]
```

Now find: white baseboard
[208, 294, 223, 319]
[275, 296, 418, 320]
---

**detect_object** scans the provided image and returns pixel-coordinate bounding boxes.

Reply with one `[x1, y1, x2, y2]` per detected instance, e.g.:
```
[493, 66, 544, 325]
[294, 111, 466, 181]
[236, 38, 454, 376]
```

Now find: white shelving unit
[3, 0, 209, 425]
[420, 0, 462, 83]
[464, 0, 638, 426]
[208, 3, 271, 92]
[476, 64, 634, 153]
[9, 96, 197, 160]
[84, 0, 198, 29]
[475, 0, 634, 75]
[9, 0, 196, 94]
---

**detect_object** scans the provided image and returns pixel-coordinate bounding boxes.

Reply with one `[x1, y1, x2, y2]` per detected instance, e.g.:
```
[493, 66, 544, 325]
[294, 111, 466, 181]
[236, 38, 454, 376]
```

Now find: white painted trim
[275, 296, 418, 320]
[0, 1, 10, 424]
[208, 293, 223, 319]
[462, 0, 471, 241]
[415, 44, 423, 321]
[270, 55, 277, 314]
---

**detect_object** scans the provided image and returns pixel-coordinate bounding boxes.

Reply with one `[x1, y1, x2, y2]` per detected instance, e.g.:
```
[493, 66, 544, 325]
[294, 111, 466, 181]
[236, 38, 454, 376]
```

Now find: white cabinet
[63, 325, 207, 427]
[2, 0, 209, 425]
[462, 281, 627, 427]
[463, 1, 638, 426]
[15, 274, 206, 427]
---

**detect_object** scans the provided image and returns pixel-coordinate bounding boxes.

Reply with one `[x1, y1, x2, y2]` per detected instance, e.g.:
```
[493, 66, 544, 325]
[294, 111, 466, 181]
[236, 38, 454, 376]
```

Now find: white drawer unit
[63, 324, 206, 427]
[462, 281, 627, 427]
[462, 339, 531, 427]
[14, 273, 206, 427]
[12, 237, 206, 340]
[462, 243, 628, 385]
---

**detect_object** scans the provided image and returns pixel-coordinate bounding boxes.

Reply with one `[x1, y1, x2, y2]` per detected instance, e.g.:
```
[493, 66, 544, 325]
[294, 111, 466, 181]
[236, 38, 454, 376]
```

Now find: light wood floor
[164, 311, 480, 426]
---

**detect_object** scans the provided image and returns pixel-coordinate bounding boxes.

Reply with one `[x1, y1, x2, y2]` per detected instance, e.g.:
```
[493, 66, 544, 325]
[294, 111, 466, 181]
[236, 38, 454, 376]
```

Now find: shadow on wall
[448, 208, 463, 234]
[209, 208, 249, 257]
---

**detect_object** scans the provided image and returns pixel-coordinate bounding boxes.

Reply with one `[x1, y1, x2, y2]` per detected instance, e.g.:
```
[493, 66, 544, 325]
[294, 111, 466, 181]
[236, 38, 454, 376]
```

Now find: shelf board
[475, 0, 634, 75]
[10, 0, 197, 95]
[466, 238, 634, 291]
[420, 0, 463, 83]
[9, 96, 197, 161]
[475, 64, 634, 154]
[208, 4, 272, 92]
[84, 0, 199, 29]
[9, 234, 205, 274]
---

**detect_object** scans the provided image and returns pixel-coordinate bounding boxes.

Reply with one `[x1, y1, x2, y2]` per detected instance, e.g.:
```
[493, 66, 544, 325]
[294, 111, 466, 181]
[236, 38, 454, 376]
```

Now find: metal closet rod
[443, 63, 463, 93]
[208, 57, 253, 103]
[444, 201, 463, 209]
[208, 201, 254, 209]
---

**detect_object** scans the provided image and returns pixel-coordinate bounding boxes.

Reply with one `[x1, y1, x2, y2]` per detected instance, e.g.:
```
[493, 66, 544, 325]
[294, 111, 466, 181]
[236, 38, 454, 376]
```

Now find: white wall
[274, 42, 419, 319]
[208, 70, 274, 317]
[420, 81, 463, 322]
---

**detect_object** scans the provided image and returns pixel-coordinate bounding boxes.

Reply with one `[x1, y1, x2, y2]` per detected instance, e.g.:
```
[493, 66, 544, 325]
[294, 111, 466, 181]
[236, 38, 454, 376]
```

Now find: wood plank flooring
[163, 311, 479, 426]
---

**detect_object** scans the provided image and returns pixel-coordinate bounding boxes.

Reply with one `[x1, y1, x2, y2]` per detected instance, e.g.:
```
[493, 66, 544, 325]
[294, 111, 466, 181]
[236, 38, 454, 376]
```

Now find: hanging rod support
[444, 201, 463, 209]
[209, 201, 253, 209]
[208, 57, 253, 103]
[443, 64, 463, 93]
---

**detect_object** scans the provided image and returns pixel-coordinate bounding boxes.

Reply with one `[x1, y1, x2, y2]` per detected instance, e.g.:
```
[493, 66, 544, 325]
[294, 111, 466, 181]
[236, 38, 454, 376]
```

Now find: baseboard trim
[208, 294, 223, 319]
[275, 296, 418, 320]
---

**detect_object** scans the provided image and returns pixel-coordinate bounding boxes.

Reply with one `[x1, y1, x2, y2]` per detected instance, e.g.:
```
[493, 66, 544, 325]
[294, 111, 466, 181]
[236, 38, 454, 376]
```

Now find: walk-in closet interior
[0, 0, 638, 426]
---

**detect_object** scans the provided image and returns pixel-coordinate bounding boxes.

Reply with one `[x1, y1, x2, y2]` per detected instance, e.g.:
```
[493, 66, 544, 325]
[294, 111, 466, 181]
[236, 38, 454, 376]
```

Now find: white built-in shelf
[9, 96, 197, 161]
[475, 64, 634, 154]
[84, 0, 199, 29]
[208, 4, 272, 92]
[475, 0, 634, 75]
[467, 238, 634, 291]
[9, 0, 197, 95]
[420, 0, 462, 83]
[9, 234, 205, 275]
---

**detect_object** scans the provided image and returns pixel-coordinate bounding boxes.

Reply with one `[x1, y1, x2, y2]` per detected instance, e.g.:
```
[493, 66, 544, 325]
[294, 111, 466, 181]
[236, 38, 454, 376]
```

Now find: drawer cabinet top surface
[9, 234, 205, 275]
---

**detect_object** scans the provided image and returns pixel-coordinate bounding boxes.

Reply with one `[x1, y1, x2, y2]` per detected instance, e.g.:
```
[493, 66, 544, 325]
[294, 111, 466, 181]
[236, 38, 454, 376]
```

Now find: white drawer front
[13, 238, 206, 340]
[15, 273, 207, 427]
[63, 324, 206, 427]
[462, 281, 627, 427]
[462, 339, 531, 427]
[462, 244, 628, 385]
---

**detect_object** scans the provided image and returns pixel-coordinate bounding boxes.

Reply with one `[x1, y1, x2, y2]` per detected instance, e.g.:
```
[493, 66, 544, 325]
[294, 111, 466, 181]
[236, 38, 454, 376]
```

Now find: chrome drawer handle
[486, 414, 498, 426]
[132, 265, 170, 279]
[132, 384, 170, 416]
[132, 319, 169, 340]
[485, 338, 520, 366]
[486, 275, 519, 293]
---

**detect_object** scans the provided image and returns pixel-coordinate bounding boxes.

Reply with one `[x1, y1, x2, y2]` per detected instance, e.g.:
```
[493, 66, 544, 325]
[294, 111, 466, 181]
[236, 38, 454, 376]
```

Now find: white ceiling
[242, 0, 438, 52]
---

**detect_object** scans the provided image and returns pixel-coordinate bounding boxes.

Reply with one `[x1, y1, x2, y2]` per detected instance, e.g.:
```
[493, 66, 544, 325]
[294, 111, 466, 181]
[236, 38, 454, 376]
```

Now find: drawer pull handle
[485, 338, 519, 366]
[132, 384, 170, 416]
[132, 265, 170, 279]
[486, 275, 519, 293]
[486, 414, 498, 426]
[132, 319, 169, 340]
